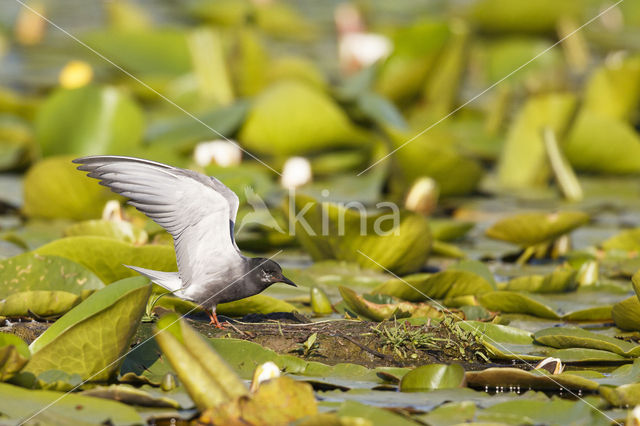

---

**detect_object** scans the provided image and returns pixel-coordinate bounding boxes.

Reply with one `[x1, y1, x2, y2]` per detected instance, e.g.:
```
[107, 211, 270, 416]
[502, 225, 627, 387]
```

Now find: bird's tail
[124, 265, 183, 292]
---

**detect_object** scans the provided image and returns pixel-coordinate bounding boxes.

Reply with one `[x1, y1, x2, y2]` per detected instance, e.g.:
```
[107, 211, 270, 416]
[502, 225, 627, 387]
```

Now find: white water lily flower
[193, 140, 242, 167]
[281, 157, 312, 189]
[250, 361, 281, 392]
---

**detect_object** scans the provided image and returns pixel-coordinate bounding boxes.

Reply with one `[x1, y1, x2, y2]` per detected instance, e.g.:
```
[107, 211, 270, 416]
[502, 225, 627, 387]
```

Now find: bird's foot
[207, 311, 226, 329]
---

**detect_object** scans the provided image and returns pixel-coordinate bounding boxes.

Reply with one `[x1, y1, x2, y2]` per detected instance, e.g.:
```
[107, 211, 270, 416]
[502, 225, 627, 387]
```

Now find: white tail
[124, 265, 183, 292]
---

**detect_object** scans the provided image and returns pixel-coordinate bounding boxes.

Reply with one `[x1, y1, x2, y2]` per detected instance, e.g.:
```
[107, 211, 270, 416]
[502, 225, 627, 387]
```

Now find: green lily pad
[283, 261, 389, 292]
[64, 220, 148, 245]
[310, 287, 333, 315]
[0, 252, 104, 295]
[373, 270, 493, 302]
[217, 294, 297, 316]
[549, 348, 627, 363]
[80, 384, 180, 408]
[0, 252, 104, 316]
[497, 93, 577, 189]
[612, 296, 640, 331]
[582, 54, 640, 122]
[85, 29, 191, 76]
[154, 314, 248, 411]
[602, 228, 640, 252]
[0, 382, 142, 425]
[502, 267, 577, 293]
[465, 367, 600, 391]
[36, 86, 144, 157]
[400, 364, 465, 392]
[485, 211, 590, 246]
[287, 194, 431, 275]
[239, 80, 365, 156]
[0, 333, 29, 381]
[533, 327, 640, 357]
[375, 19, 450, 104]
[388, 126, 484, 197]
[0, 290, 81, 318]
[24, 277, 151, 381]
[564, 111, 640, 174]
[337, 400, 418, 426]
[35, 236, 177, 284]
[23, 156, 117, 220]
[340, 286, 441, 322]
[479, 290, 616, 320]
[429, 219, 475, 241]
[457, 321, 547, 361]
[476, 398, 604, 426]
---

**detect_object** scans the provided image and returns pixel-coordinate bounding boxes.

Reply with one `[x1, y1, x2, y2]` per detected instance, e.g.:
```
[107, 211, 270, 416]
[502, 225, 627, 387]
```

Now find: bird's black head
[247, 258, 297, 288]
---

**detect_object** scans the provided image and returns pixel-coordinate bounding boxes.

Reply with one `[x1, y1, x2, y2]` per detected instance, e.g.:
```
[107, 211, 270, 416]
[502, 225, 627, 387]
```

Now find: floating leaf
[0, 333, 29, 381]
[400, 364, 465, 392]
[476, 399, 602, 425]
[457, 321, 546, 361]
[23, 156, 117, 220]
[602, 228, 640, 252]
[485, 211, 589, 246]
[80, 384, 180, 408]
[337, 400, 418, 426]
[24, 277, 151, 381]
[35, 236, 177, 284]
[564, 111, 640, 174]
[534, 327, 640, 357]
[479, 290, 616, 320]
[339, 286, 441, 322]
[496, 94, 576, 189]
[64, 220, 148, 245]
[239, 81, 365, 156]
[0, 290, 81, 318]
[465, 367, 599, 391]
[375, 19, 450, 104]
[310, 287, 333, 315]
[202, 376, 317, 425]
[35, 86, 144, 157]
[612, 296, 640, 331]
[429, 219, 474, 241]
[502, 267, 577, 293]
[0, 382, 142, 424]
[85, 29, 191, 76]
[217, 294, 297, 316]
[286, 194, 431, 275]
[600, 383, 640, 408]
[373, 270, 493, 302]
[154, 314, 248, 411]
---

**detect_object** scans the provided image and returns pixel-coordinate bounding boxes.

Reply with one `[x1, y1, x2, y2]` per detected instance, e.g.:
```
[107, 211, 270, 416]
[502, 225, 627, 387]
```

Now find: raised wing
[73, 156, 241, 288]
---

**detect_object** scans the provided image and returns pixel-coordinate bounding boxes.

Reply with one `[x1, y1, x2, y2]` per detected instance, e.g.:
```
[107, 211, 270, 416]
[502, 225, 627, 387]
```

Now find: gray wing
[73, 156, 241, 288]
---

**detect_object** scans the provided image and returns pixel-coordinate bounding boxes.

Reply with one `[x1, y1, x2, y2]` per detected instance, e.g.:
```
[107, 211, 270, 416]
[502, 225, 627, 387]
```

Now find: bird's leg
[207, 308, 225, 329]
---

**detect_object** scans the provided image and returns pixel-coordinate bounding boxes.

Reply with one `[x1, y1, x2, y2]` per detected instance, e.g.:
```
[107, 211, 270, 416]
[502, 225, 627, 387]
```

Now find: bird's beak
[278, 275, 297, 287]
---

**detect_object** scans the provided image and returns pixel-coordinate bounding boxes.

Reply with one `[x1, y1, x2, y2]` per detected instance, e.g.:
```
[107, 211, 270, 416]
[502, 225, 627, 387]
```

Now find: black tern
[73, 156, 296, 328]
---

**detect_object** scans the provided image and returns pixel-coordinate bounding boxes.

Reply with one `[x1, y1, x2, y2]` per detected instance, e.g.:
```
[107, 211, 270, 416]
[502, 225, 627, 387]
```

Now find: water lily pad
[154, 314, 248, 411]
[600, 383, 640, 408]
[80, 384, 180, 408]
[533, 327, 640, 357]
[35, 236, 177, 284]
[23, 156, 117, 220]
[239, 80, 365, 156]
[286, 194, 431, 275]
[25, 277, 151, 381]
[0, 333, 29, 381]
[429, 219, 474, 241]
[340, 286, 441, 322]
[602, 228, 640, 252]
[400, 364, 465, 392]
[612, 296, 640, 331]
[373, 270, 493, 302]
[336, 400, 418, 426]
[0, 382, 142, 425]
[36, 86, 144, 157]
[85, 29, 191, 76]
[497, 93, 577, 189]
[502, 267, 577, 293]
[64, 220, 148, 245]
[0, 290, 81, 318]
[217, 294, 296, 316]
[458, 321, 547, 361]
[476, 398, 603, 425]
[564, 111, 640, 174]
[479, 290, 616, 320]
[485, 211, 589, 246]
[465, 367, 599, 391]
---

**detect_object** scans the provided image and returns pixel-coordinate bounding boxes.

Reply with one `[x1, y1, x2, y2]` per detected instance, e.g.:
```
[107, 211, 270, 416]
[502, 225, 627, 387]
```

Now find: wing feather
[73, 155, 242, 288]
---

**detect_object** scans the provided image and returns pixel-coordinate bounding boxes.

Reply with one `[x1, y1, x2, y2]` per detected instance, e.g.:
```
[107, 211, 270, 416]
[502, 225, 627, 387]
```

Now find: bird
[73, 155, 297, 328]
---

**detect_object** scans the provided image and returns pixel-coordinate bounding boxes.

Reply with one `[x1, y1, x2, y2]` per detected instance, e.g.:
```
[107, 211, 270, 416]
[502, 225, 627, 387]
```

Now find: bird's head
[248, 258, 297, 288]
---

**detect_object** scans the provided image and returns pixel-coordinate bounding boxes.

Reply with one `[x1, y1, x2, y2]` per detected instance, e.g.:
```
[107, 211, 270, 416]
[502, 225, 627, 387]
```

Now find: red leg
[207, 309, 226, 329]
